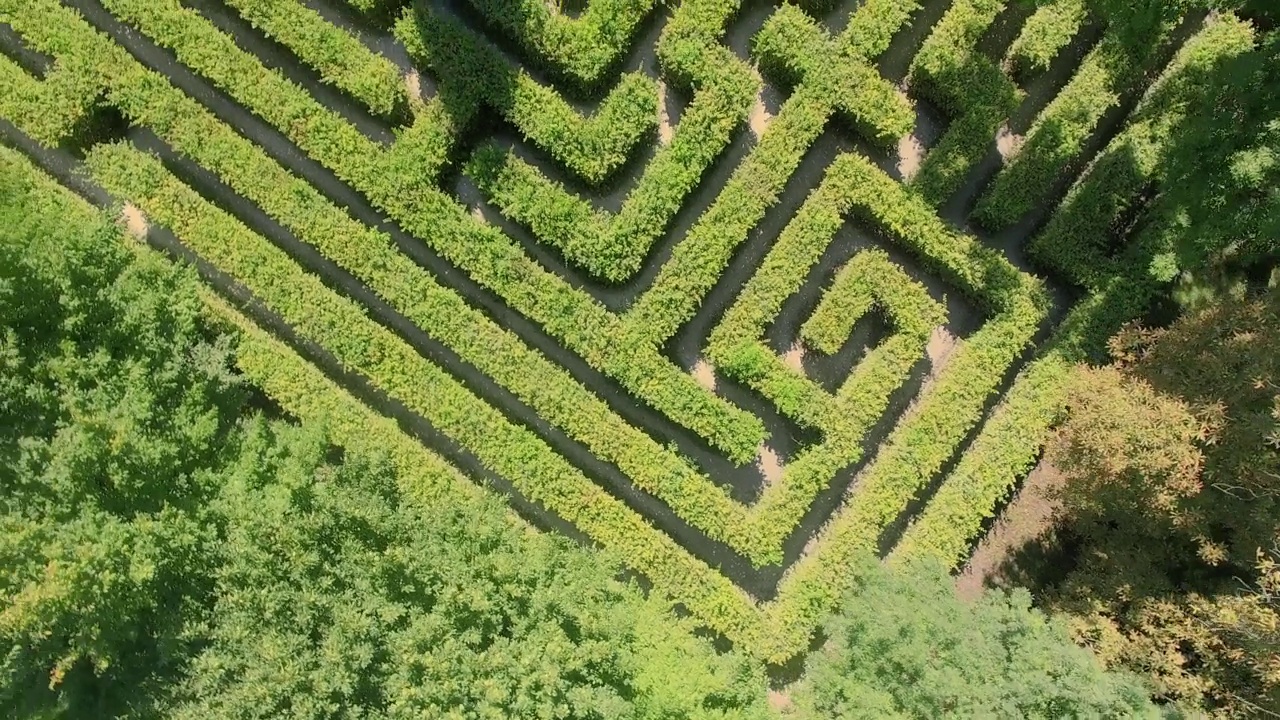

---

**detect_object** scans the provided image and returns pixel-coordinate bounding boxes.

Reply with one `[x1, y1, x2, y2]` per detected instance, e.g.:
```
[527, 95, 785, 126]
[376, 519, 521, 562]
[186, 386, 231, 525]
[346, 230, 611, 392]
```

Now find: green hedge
[464, 0, 659, 91]
[625, 0, 918, 343]
[0, 40, 107, 145]
[973, 23, 1175, 229]
[223, 0, 404, 118]
[447, 3, 757, 282]
[802, 250, 945, 354]
[889, 17, 1257, 570]
[908, 0, 1021, 206]
[394, 8, 657, 185]
[752, 4, 913, 146]
[1007, 0, 1089, 77]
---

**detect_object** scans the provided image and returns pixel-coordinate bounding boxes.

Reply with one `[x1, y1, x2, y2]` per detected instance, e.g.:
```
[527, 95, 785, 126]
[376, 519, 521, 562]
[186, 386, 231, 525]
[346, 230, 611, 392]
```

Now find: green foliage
[396, 7, 658, 185]
[974, 20, 1175, 229]
[1150, 31, 1280, 289]
[793, 558, 1157, 719]
[464, 0, 659, 91]
[753, 4, 914, 145]
[223, 0, 405, 117]
[0, 145, 771, 719]
[1008, 0, 1090, 76]
[800, 250, 944, 355]
[169, 421, 768, 720]
[908, 0, 1022, 205]
[0, 147, 240, 715]
[447, 0, 757, 282]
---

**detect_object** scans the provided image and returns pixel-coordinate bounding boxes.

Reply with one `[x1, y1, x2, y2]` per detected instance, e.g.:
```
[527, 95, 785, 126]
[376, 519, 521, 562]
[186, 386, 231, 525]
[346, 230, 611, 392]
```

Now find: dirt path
[955, 459, 1065, 601]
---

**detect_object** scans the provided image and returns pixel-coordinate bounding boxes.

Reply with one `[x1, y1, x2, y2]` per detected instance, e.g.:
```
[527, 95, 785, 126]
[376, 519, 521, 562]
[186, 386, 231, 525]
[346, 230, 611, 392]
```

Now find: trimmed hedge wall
[889, 17, 1256, 569]
[94, 0, 768, 463]
[1006, 0, 1089, 77]
[908, 0, 1021, 206]
[394, 8, 658, 185]
[974, 22, 1177, 229]
[464, 0, 659, 91]
[223, 0, 404, 118]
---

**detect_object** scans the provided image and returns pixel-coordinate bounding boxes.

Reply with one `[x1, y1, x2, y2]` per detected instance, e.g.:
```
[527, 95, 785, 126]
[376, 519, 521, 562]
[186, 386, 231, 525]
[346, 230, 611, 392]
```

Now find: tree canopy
[792, 559, 1156, 719]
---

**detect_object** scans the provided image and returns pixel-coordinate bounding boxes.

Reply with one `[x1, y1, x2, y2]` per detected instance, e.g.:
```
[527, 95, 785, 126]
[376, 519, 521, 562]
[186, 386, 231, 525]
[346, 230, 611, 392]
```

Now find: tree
[791, 558, 1156, 719]
[0, 147, 770, 720]
[0, 154, 244, 716]
[166, 419, 769, 720]
[1046, 288, 1280, 714]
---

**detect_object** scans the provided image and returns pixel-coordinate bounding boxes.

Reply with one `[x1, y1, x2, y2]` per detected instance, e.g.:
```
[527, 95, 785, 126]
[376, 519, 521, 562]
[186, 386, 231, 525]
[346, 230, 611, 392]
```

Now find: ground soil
[955, 459, 1066, 601]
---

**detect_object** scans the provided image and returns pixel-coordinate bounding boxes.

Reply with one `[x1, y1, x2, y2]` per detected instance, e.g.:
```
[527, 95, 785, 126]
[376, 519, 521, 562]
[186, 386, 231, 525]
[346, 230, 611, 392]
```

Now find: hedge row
[908, 0, 1021, 206]
[393, 8, 657, 185]
[464, 0, 659, 91]
[0, 52, 104, 146]
[222, 0, 404, 118]
[973, 23, 1174, 229]
[449, 9, 757, 282]
[801, 250, 944, 354]
[887, 17, 1256, 571]
[206, 293, 481, 508]
[1028, 16, 1255, 291]
[752, 4, 913, 147]
[624, 0, 918, 343]
[80, 140, 769, 657]
[1006, 0, 1089, 77]
[95, 0, 768, 463]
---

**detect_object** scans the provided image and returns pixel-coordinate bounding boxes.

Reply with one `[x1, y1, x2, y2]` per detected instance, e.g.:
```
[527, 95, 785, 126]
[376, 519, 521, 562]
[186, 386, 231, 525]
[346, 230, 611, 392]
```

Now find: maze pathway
[0, 0, 1257, 664]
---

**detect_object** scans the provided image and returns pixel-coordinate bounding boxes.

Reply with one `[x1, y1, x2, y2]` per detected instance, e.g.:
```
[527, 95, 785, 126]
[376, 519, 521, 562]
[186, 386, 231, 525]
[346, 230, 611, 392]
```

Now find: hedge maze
[0, 0, 1259, 665]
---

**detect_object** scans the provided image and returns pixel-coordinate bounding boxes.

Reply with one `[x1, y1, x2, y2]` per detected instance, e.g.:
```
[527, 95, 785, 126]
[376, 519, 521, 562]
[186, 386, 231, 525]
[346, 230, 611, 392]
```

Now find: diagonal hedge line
[974, 20, 1180, 229]
[221, 0, 405, 118]
[1006, 0, 1089, 77]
